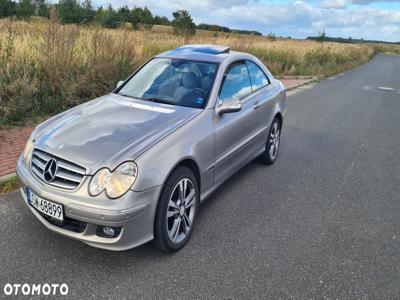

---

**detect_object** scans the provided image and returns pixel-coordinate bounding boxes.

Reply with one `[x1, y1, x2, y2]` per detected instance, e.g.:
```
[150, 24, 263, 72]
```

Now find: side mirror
[216, 98, 242, 115]
[116, 80, 124, 89]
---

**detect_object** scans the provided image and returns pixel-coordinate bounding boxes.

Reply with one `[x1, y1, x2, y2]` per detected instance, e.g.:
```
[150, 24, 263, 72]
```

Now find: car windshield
[117, 58, 218, 109]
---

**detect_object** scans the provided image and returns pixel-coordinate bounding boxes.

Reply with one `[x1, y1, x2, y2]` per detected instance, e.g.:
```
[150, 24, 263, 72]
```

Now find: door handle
[253, 101, 260, 109]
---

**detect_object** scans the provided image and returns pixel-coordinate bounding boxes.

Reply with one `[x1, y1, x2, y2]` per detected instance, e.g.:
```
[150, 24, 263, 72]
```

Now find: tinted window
[117, 58, 218, 109]
[219, 62, 252, 101]
[246, 61, 269, 91]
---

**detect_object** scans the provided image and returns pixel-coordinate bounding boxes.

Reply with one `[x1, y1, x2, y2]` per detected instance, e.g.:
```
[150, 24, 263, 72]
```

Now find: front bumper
[16, 155, 162, 251]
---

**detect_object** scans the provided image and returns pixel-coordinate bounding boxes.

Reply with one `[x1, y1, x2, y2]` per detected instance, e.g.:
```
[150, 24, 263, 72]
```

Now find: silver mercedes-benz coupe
[16, 44, 286, 252]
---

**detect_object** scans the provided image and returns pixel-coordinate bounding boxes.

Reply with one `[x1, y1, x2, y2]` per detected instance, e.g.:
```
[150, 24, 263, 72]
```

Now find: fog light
[96, 225, 122, 238]
[103, 226, 115, 236]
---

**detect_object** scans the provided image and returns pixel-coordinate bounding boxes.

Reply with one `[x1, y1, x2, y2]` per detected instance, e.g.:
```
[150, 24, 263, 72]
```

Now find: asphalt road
[1, 54, 399, 299]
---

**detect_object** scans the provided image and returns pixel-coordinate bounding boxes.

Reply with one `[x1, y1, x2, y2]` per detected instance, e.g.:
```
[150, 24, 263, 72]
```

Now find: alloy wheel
[166, 178, 196, 244]
[269, 121, 280, 160]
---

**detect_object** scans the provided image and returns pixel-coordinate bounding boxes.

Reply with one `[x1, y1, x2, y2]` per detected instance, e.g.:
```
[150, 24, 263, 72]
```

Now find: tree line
[0, 0, 171, 28]
[0, 0, 262, 36]
[307, 35, 400, 45]
[197, 23, 262, 36]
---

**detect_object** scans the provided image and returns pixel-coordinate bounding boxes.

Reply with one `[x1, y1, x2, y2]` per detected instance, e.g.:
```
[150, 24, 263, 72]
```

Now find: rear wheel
[153, 166, 199, 252]
[259, 117, 281, 165]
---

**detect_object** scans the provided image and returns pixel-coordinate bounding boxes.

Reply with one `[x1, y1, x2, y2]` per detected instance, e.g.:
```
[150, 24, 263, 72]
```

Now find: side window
[219, 62, 252, 101]
[246, 60, 269, 91]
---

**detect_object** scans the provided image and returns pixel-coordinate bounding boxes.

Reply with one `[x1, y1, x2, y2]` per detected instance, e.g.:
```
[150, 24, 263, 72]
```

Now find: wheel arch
[162, 157, 202, 193]
[152, 157, 201, 251]
[274, 112, 283, 126]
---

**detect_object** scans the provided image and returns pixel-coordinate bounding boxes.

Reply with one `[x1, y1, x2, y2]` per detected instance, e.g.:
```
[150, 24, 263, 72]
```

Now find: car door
[246, 60, 277, 142]
[213, 61, 261, 183]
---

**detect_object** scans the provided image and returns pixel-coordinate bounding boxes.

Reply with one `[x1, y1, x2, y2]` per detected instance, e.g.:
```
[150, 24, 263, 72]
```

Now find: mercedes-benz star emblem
[43, 158, 58, 182]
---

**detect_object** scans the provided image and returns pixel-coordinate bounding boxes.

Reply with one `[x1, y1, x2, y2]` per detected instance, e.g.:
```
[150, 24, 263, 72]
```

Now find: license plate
[27, 189, 64, 221]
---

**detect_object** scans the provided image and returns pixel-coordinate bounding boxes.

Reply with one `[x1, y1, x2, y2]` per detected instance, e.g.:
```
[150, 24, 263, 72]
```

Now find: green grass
[0, 176, 20, 194]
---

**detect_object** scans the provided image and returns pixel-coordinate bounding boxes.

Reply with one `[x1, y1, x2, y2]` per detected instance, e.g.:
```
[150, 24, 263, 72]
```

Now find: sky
[92, 0, 400, 42]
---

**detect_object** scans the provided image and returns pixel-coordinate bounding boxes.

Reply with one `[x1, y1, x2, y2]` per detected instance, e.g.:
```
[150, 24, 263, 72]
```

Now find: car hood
[33, 94, 201, 174]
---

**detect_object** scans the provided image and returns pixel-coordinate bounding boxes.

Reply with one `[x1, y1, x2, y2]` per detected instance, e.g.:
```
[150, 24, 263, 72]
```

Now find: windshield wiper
[118, 94, 177, 106]
[118, 93, 136, 99]
[143, 97, 176, 105]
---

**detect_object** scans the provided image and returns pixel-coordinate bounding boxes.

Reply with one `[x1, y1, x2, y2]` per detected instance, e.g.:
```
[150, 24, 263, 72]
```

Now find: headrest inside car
[182, 72, 198, 89]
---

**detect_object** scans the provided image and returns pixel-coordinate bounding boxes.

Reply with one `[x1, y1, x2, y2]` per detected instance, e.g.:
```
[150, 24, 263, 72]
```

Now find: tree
[81, 0, 95, 23]
[117, 5, 130, 23]
[97, 4, 118, 28]
[16, 0, 34, 19]
[37, 1, 49, 18]
[56, 0, 82, 24]
[0, 0, 17, 18]
[32, 0, 50, 18]
[129, 7, 142, 30]
[171, 9, 195, 36]
[128, 6, 153, 30]
[32, 0, 42, 14]
[197, 23, 230, 32]
[94, 6, 108, 25]
[140, 6, 153, 29]
[318, 30, 326, 43]
[153, 15, 170, 26]
[266, 32, 277, 41]
[93, 6, 103, 23]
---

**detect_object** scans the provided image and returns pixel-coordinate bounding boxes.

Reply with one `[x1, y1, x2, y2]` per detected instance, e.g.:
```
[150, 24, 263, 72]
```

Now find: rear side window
[219, 62, 252, 101]
[246, 60, 269, 91]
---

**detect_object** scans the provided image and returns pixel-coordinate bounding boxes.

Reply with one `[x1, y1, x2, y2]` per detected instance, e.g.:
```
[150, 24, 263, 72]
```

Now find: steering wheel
[178, 88, 208, 107]
[192, 88, 207, 97]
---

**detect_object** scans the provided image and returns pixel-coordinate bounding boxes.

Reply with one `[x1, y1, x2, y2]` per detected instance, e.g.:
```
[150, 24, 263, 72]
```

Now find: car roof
[156, 44, 242, 63]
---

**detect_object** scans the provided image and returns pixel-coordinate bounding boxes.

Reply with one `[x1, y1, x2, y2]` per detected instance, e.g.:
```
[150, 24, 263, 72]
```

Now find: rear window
[219, 61, 252, 101]
[246, 60, 269, 91]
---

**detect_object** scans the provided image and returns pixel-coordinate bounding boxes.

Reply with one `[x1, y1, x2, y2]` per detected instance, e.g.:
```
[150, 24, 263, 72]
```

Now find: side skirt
[199, 144, 265, 204]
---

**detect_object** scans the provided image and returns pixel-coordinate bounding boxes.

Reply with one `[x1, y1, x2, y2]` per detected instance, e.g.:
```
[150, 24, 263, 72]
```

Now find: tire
[153, 166, 199, 252]
[259, 117, 282, 165]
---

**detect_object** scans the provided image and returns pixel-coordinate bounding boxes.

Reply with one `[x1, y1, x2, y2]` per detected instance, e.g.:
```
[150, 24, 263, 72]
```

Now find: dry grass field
[1, 17, 399, 127]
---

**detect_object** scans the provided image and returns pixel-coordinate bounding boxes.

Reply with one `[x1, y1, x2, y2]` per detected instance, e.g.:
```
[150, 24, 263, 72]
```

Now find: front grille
[31, 149, 86, 190]
[41, 213, 87, 233]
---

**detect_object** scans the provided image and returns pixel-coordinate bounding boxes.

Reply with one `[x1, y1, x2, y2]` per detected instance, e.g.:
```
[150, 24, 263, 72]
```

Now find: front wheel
[259, 117, 281, 165]
[153, 166, 199, 252]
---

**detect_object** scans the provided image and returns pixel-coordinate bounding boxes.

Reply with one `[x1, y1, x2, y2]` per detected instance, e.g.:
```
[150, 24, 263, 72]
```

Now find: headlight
[23, 132, 35, 162]
[89, 162, 138, 199]
[88, 169, 111, 196]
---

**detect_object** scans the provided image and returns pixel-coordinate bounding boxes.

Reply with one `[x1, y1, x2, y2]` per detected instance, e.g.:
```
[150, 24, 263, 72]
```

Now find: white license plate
[27, 189, 64, 221]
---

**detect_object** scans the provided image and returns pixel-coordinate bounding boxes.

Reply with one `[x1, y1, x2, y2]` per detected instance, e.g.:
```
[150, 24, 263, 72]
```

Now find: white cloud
[350, 0, 400, 4]
[320, 0, 346, 9]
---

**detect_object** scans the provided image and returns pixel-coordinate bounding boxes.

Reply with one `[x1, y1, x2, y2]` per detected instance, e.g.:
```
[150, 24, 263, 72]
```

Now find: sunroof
[174, 45, 230, 55]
